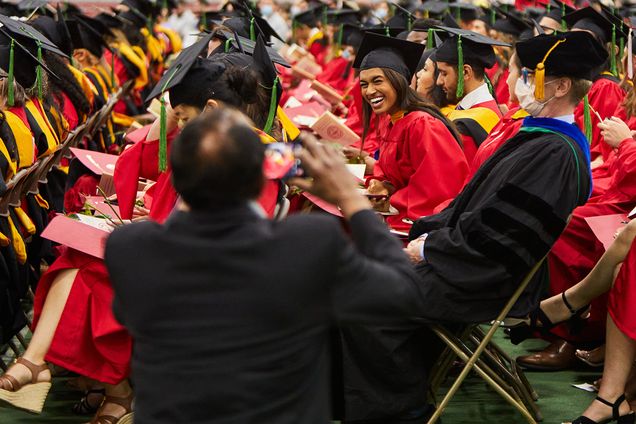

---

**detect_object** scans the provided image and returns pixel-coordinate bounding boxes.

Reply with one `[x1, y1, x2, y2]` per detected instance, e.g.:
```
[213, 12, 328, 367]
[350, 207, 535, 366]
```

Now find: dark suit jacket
[105, 204, 422, 424]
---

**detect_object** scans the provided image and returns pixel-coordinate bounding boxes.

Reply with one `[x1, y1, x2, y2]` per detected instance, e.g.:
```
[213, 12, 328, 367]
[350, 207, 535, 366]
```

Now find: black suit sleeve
[330, 210, 424, 323]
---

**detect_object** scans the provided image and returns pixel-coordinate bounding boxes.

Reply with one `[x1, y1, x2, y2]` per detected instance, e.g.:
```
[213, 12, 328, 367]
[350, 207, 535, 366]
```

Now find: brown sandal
[90, 394, 134, 424]
[0, 357, 51, 413]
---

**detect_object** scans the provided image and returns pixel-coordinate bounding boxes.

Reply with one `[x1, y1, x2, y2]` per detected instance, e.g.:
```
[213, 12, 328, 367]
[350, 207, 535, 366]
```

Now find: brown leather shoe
[515, 340, 578, 371]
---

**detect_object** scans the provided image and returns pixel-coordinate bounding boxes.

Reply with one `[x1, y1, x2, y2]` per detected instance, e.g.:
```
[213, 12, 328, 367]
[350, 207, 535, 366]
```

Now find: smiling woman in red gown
[352, 33, 468, 232]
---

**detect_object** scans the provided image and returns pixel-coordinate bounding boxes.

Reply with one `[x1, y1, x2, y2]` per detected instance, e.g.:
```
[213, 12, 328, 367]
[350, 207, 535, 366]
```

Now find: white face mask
[514, 77, 556, 116]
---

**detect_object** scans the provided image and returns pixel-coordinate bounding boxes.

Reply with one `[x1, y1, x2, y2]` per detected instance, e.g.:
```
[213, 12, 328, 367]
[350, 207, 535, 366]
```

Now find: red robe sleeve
[113, 125, 178, 219]
[608, 241, 636, 341]
[574, 77, 625, 160]
[594, 137, 636, 204]
[316, 57, 354, 93]
[379, 113, 469, 230]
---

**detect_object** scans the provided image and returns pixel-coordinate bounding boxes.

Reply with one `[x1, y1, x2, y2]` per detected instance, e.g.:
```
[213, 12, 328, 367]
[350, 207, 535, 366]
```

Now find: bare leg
[1, 269, 78, 386]
[574, 316, 635, 422]
[538, 223, 636, 325]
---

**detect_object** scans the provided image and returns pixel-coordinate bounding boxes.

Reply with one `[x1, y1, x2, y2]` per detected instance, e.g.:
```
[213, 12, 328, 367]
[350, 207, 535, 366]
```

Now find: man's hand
[599, 117, 636, 149]
[404, 237, 425, 264]
[289, 133, 372, 219]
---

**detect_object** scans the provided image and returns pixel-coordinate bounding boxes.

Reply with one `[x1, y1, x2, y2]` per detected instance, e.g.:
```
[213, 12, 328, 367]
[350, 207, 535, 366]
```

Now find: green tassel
[584, 95, 593, 144]
[159, 97, 167, 172]
[546, 2, 551, 13]
[456, 35, 464, 98]
[224, 38, 234, 53]
[561, 3, 567, 31]
[36, 42, 43, 100]
[484, 74, 495, 97]
[490, 9, 496, 26]
[201, 11, 207, 30]
[426, 28, 434, 49]
[322, 6, 328, 27]
[336, 24, 343, 52]
[7, 39, 14, 107]
[619, 34, 625, 63]
[249, 17, 256, 41]
[407, 16, 412, 32]
[456, 6, 460, 21]
[611, 24, 618, 77]
[385, 26, 390, 37]
[263, 77, 279, 135]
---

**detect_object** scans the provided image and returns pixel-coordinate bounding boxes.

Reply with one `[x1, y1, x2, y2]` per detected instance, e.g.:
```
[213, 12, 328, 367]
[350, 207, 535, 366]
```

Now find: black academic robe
[340, 123, 591, 421]
[105, 206, 423, 424]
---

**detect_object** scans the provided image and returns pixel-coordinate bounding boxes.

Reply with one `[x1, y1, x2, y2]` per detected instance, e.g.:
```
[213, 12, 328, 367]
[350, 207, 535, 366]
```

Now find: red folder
[70, 148, 118, 176]
[585, 214, 629, 251]
[41, 215, 112, 259]
[302, 192, 343, 217]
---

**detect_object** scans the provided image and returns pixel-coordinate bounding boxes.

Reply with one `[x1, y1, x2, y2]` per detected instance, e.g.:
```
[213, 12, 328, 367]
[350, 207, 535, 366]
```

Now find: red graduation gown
[315, 56, 355, 94]
[373, 111, 468, 231]
[33, 247, 132, 385]
[549, 136, 636, 342]
[574, 74, 625, 161]
[609, 241, 636, 341]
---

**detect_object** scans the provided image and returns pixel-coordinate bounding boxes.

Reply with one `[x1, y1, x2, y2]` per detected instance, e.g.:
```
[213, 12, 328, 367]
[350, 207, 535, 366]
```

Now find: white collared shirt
[456, 83, 494, 111]
[552, 114, 575, 124]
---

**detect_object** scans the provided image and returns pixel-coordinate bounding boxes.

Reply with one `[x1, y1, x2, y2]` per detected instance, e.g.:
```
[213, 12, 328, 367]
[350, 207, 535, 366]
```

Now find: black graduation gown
[340, 124, 591, 421]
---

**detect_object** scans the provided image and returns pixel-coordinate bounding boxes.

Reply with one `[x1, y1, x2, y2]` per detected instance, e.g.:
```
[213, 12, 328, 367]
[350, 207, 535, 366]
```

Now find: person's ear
[554, 77, 572, 99]
[204, 99, 219, 111]
[462, 64, 473, 83]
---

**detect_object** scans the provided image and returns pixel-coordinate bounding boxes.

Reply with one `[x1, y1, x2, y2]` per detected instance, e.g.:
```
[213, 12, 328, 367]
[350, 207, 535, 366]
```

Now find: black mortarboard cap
[341, 23, 364, 49]
[353, 31, 425, 80]
[146, 31, 215, 102]
[30, 14, 73, 58]
[418, 1, 449, 19]
[433, 26, 509, 97]
[564, 7, 626, 44]
[448, 2, 480, 22]
[543, 0, 575, 29]
[252, 34, 281, 135]
[516, 31, 608, 87]
[292, 6, 322, 28]
[524, 7, 546, 21]
[492, 9, 531, 37]
[0, 21, 59, 104]
[94, 12, 125, 29]
[216, 30, 290, 67]
[0, 14, 66, 57]
[0, 2, 20, 16]
[68, 15, 112, 58]
[17, 0, 46, 12]
[326, 9, 361, 26]
[441, 12, 461, 29]
[390, 2, 415, 31]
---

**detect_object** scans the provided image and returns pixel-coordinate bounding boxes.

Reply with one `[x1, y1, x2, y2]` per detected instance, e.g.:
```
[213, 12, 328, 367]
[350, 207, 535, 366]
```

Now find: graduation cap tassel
[385, 26, 390, 37]
[159, 97, 168, 172]
[484, 74, 495, 97]
[426, 29, 434, 50]
[423, 10, 429, 19]
[619, 30, 625, 64]
[336, 24, 344, 52]
[560, 3, 567, 31]
[490, 9, 496, 26]
[263, 76, 279, 135]
[534, 39, 564, 101]
[224, 38, 234, 53]
[456, 35, 464, 99]
[610, 24, 618, 77]
[407, 16, 413, 32]
[36, 41, 43, 100]
[7, 39, 15, 107]
[249, 17, 256, 42]
[583, 95, 593, 144]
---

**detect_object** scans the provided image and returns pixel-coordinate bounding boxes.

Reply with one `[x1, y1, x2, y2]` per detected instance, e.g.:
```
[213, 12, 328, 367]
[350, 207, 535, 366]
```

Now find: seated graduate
[338, 31, 606, 423]
[351, 32, 468, 231]
[414, 49, 455, 114]
[105, 109, 424, 424]
[507, 219, 636, 424]
[433, 26, 507, 161]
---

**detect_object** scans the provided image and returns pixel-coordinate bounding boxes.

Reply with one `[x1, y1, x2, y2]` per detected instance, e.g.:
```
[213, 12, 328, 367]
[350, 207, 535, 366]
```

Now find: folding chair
[427, 258, 546, 424]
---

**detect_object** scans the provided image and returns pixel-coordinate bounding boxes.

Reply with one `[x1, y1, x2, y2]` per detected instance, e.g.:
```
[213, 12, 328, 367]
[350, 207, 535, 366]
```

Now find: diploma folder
[310, 111, 361, 146]
[585, 214, 629, 251]
[41, 215, 114, 259]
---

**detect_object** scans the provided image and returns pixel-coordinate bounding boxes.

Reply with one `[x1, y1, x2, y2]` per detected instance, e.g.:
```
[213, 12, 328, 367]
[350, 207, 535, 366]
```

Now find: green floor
[0, 330, 601, 423]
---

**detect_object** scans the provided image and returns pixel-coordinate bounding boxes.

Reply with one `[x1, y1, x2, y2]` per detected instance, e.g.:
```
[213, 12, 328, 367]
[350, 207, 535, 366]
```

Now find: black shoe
[570, 394, 635, 424]
[508, 292, 590, 345]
